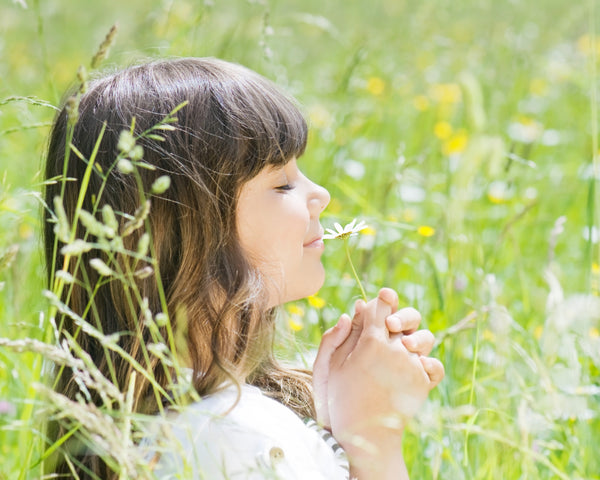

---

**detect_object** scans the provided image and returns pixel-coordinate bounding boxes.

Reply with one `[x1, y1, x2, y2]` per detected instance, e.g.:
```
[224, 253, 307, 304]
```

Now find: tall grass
[0, 0, 598, 478]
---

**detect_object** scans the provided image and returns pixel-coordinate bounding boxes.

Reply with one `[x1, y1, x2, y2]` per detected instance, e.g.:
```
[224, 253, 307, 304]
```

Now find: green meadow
[1, 0, 599, 478]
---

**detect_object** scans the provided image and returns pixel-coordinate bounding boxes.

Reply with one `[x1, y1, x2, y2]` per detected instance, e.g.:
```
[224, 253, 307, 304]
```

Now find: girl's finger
[331, 299, 366, 366]
[313, 314, 353, 426]
[419, 356, 445, 388]
[401, 329, 435, 356]
[377, 287, 399, 314]
[364, 289, 397, 333]
[315, 314, 353, 372]
[385, 307, 422, 334]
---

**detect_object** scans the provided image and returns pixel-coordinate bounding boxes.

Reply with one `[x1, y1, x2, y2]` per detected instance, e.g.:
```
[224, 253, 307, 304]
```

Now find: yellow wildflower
[482, 329, 495, 341]
[592, 262, 600, 274]
[287, 303, 305, 331]
[533, 325, 543, 340]
[516, 115, 537, 126]
[412, 95, 430, 111]
[402, 209, 415, 222]
[529, 78, 548, 97]
[308, 295, 326, 309]
[2, 197, 17, 211]
[366, 77, 385, 96]
[487, 181, 510, 204]
[287, 304, 305, 316]
[487, 193, 505, 204]
[442, 130, 468, 155]
[417, 225, 435, 237]
[416, 51, 434, 71]
[308, 104, 333, 130]
[361, 226, 376, 236]
[288, 317, 304, 332]
[430, 83, 461, 104]
[590, 327, 600, 339]
[18, 223, 34, 240]
[434, 121, 453, 140]
[577, 34, 600, 55]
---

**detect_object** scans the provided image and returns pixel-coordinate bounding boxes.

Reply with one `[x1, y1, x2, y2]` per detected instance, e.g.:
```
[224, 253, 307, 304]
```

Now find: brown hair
[44, 57, 314, 478]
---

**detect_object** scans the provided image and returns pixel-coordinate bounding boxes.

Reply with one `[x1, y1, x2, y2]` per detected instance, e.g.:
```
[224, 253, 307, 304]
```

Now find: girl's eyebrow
[262, 165, 288, 179]
[264, 164, 285, 174]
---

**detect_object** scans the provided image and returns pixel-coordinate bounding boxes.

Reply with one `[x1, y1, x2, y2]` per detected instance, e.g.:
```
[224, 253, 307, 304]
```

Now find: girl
[44, 57, 444, 479]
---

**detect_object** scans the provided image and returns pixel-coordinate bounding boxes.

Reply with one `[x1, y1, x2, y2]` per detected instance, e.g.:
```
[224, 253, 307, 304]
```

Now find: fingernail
[338, 313, 350, 327]
[354, 300, 363, 314]
[377, 289, 394, 306]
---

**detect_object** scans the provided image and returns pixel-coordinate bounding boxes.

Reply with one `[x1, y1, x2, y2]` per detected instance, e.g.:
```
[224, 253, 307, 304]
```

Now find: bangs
[238, 76, 308, 171]
[186, 58, 309, 179]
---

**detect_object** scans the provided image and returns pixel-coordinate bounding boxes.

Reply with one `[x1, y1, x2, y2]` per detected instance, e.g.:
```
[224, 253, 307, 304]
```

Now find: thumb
[313, 314, 352, 427]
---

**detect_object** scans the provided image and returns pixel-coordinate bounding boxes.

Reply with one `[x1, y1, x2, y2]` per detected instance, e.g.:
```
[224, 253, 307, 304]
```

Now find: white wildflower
[323, 219, 368, 240]
[507, 119, 543, 144]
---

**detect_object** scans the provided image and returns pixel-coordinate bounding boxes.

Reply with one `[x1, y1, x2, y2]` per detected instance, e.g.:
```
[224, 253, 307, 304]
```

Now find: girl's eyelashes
[275, 184, 295, 191]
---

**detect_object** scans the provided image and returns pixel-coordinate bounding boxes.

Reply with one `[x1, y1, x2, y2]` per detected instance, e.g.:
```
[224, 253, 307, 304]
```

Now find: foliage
[0, 0, 598, 478]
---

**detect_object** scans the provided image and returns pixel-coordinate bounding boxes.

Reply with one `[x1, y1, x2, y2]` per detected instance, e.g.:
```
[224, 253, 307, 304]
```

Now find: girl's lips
[304, 238, 324, 249]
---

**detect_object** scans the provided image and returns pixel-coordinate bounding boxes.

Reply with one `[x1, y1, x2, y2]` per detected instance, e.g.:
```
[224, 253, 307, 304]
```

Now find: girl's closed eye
[275, 183, 295, 191]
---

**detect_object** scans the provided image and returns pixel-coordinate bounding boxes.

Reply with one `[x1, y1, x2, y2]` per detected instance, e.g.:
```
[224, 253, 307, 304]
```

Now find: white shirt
[147, 384, 349, 479]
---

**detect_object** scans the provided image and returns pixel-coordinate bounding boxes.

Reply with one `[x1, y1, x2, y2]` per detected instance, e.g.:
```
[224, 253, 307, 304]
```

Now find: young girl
[44, 57, 444, 479]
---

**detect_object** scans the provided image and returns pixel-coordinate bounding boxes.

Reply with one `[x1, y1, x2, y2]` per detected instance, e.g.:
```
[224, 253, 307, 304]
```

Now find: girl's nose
[309, 182, 330, 215]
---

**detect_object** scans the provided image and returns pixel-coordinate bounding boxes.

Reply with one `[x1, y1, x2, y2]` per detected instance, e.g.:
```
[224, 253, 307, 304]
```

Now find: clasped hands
[313, 288, 444, 466]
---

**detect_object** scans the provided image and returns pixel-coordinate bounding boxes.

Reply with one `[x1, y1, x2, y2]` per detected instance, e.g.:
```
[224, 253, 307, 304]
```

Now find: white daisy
[323, 219, 368, 240]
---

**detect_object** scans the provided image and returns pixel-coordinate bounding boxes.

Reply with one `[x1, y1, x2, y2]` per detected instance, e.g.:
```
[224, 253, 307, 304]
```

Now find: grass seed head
[91, 23, 118, 69]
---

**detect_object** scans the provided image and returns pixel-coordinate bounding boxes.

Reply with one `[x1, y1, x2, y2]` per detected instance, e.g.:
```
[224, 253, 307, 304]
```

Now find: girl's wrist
[349, 456, 408, 480]
[347, 442, 408, 480]
[337, 425, 407, 480]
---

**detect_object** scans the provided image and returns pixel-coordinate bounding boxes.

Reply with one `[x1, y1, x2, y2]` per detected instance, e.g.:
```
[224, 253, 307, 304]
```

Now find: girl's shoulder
[144, 384, 349, 479]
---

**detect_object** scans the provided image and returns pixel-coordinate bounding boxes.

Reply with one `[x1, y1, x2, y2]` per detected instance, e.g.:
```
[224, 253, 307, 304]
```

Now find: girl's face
[236, 158, 330, 308]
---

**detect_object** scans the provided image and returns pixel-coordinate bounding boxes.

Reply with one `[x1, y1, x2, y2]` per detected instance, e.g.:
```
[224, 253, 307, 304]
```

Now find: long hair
[43, 57, 314, 478]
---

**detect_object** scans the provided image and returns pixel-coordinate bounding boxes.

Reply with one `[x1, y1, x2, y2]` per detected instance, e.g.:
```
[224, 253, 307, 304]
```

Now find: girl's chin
[275, 285, 325, 308]
[267, 266, 326, 307]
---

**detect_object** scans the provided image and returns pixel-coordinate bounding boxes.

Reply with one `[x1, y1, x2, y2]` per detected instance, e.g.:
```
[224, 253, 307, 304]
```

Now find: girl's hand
[312, 288, 444, 478]
[313, 289, 442, 431]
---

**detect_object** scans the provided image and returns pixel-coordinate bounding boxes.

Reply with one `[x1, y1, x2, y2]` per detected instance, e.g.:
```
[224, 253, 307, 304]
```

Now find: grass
[0, 0, 599, 478]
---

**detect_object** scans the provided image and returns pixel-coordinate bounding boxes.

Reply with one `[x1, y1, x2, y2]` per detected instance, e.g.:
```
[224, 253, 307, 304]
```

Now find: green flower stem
[344, 238, 367, 301]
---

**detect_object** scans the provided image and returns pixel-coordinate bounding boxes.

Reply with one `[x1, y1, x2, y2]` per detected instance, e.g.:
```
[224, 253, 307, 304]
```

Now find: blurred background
[0, 0, 598, 478]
